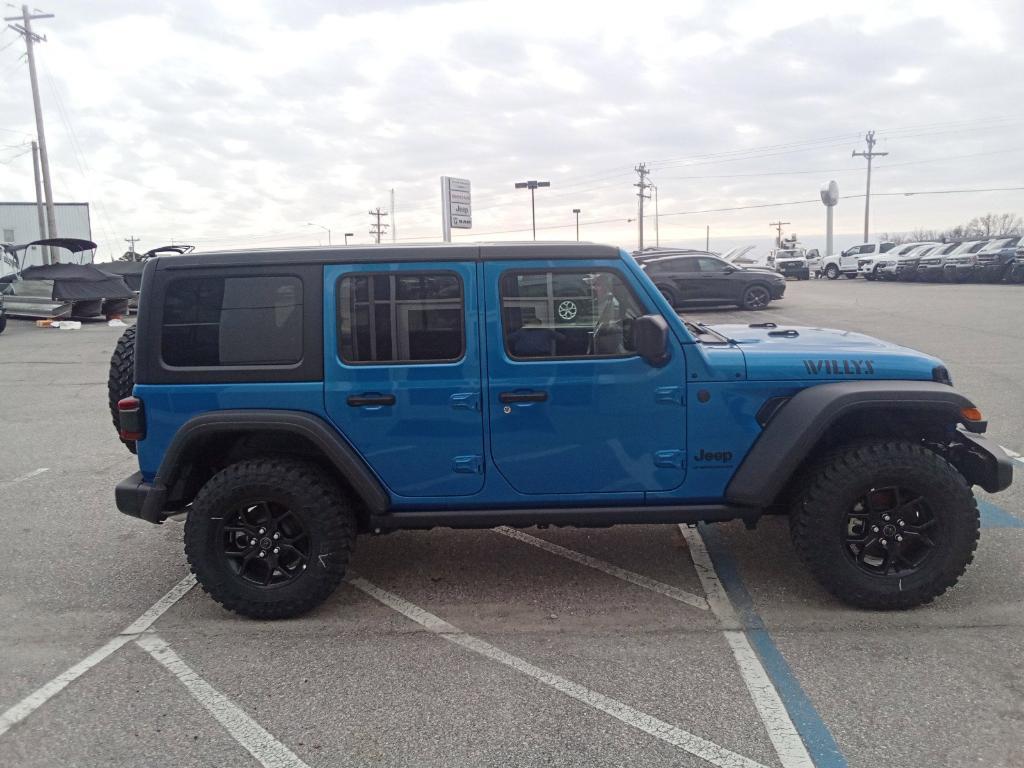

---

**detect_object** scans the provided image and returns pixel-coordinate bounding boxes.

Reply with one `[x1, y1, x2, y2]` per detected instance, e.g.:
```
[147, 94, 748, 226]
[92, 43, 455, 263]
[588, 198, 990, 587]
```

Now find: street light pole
[306, 222, 331, 245]
[514, 180, 550, 240]
[572, 208, 581, 241]
[343, 232, 354, 245]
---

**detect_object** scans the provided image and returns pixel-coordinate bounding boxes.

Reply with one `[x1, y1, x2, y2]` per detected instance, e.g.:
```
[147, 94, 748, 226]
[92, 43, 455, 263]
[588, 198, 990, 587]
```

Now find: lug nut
[882, 514, 891, 522]
[258, 551, 266, 558]
[258, 528, 266, 535]
[273, 547, 280, 554]
[898, 520, 905, 527]
[273, 533, 280, 540]
[250, 538, 257, 546]
[871, 526, 880, 533]
[896, 535, 903, 542]
[880, 538, 888, 546]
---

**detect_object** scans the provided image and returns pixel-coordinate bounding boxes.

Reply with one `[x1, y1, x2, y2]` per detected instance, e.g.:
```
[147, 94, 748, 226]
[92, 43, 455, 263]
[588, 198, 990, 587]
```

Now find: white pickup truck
[820, 242, 896, 280]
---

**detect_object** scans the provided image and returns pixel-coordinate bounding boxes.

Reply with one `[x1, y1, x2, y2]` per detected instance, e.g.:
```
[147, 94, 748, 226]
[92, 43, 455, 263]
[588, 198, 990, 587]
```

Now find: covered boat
[1, 239, 134, 319]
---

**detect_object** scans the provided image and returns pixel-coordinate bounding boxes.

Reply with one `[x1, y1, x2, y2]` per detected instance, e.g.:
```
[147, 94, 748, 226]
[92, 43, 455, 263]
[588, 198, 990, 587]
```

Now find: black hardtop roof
[153, 241, 623, 270]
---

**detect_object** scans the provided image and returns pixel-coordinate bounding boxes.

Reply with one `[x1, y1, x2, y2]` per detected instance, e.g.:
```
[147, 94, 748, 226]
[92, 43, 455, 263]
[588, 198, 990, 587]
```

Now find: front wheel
[740, 284, 771, 310]
[824, 264, 840, 280]
[185, 458, 357, 619]
[790, 440, 979, 609]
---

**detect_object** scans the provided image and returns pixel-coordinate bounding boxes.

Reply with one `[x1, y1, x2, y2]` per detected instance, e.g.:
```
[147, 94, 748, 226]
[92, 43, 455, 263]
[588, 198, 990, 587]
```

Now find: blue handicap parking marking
[978, 499, 1024, 528]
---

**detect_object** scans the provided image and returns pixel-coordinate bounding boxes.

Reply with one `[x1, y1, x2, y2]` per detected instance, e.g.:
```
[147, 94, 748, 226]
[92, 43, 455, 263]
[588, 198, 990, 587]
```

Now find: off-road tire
[790, 440, 979, 610]
[824, 264, 840, 280]
[185, 458, 357, 619]
[740, 284, 771, 310]
[107, 324, 137, 454]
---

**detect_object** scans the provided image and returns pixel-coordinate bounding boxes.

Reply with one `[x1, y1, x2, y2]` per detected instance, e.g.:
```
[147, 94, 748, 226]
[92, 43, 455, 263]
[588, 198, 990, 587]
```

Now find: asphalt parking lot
[1, 278, 1022, 768]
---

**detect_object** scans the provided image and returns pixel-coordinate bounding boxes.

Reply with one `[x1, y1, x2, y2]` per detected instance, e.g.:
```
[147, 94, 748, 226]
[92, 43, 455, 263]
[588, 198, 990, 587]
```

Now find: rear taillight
[118, 396, 146, 441]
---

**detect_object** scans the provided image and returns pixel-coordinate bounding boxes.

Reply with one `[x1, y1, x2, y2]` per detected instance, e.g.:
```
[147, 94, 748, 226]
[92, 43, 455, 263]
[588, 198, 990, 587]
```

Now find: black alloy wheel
[843, 486, 937, 577]
[824, 264, 840, 279]
[222, 499, 311, 587]
[741, 284, 771, 310]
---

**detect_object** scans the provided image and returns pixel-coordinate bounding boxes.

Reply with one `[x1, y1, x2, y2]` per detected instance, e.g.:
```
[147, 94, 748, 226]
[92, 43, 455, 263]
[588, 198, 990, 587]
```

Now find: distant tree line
[881, 212, 1024, 244]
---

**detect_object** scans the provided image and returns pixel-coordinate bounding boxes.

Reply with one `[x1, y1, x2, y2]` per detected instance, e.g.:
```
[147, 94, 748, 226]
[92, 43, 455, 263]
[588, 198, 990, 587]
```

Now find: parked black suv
[634, 250, 786, 310]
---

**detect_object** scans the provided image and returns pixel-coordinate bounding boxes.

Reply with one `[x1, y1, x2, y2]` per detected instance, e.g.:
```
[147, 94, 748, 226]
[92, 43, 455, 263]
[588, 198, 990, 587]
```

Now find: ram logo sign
[804, 359, 876, 375]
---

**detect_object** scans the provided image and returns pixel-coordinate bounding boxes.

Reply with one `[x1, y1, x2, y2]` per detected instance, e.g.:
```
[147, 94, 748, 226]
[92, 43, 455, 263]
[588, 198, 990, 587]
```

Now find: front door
[484, 261, 687, 495]
[324, 262, 484, 498]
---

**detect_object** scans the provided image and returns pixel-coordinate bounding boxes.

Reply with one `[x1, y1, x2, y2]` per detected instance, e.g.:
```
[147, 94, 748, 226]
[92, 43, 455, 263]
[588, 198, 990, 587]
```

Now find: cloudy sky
[2, 0, 1023, 259]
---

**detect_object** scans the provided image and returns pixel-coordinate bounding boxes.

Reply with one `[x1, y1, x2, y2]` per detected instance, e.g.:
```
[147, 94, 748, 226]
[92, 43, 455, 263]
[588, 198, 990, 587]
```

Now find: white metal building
[1, 202, 93, 271]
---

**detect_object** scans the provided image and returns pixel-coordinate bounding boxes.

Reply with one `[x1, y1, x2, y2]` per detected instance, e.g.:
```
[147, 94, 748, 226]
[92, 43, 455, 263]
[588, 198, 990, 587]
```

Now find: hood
[705, 323, 943, 381]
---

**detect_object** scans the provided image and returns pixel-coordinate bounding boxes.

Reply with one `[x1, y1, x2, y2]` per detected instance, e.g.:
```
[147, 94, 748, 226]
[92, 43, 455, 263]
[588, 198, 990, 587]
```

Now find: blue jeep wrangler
[110, 243, 1012, 619]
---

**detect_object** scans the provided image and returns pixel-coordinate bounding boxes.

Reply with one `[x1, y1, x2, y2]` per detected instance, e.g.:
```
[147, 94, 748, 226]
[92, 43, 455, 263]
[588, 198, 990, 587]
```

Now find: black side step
[367, 504, 760, 531]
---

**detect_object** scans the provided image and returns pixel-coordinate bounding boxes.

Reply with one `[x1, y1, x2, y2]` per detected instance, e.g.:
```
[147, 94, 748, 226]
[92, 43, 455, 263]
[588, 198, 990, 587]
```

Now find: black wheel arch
[726, 381, 1012, 507]
[150, 410, 388, 526]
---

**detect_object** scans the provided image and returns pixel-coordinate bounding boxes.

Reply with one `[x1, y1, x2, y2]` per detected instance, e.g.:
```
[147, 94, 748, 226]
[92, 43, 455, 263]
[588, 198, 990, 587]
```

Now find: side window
[337, 272, 464, 364]
[162, 275, 303, 367]
[500, 270, 643, 359]
[880, 243, 896, 253]
[695, 257, 727, 272]
[673, 257, 701, 272]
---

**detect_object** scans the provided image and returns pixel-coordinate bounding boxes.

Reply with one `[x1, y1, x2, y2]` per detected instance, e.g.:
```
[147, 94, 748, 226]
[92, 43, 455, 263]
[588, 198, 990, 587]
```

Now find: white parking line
[349, 575, 768, 768]
[0, 467, 49, 489]
[137, 634, 311, 768]
[495, 527, 709, 611]
[0, 574, 197, 738]
[679, 525, 814, 768]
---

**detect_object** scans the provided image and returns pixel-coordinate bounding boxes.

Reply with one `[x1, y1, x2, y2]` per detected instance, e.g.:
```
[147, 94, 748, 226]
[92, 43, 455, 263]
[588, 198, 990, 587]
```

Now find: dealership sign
[441, 176, 472, 241]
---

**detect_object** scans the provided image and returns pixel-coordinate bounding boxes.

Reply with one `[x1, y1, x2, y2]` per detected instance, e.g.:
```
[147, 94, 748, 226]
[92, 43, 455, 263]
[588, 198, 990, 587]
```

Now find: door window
[500, 270, 642, 359]
[337, 272, 464, 364]
[695, 257, 728, 272]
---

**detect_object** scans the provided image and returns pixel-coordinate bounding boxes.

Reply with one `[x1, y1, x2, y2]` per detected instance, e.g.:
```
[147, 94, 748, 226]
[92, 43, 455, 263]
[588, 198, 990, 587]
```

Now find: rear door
[323, 262, 485, 498]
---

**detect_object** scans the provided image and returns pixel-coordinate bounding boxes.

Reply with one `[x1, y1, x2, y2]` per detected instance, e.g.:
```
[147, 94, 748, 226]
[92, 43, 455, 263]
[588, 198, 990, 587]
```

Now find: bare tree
[965, 212, 1024, 237]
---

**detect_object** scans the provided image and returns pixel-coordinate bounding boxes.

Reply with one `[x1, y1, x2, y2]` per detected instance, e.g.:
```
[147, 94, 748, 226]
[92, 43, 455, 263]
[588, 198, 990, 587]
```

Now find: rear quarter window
[162, 275, 303, 367]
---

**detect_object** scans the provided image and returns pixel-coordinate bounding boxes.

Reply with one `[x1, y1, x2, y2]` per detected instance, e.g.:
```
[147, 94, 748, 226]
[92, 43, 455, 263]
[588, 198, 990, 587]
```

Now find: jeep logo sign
[804, 359, 875, 375]
[695, 448, 733, 463]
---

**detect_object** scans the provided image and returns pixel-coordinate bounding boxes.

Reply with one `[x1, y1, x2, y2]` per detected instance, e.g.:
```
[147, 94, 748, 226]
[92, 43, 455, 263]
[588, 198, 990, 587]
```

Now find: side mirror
[722, 265, 736, 274]
[634, 314, 670, 367]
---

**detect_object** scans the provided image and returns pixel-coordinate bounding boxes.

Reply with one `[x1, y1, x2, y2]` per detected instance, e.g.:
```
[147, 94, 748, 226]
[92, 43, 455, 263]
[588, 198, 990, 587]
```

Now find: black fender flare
[725, 381, 980, 506]
[148, 410, 389, 519]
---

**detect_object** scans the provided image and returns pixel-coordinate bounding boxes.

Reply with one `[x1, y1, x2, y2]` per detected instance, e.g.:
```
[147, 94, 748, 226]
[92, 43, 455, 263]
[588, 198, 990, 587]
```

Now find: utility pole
[369, 208, 389, 244]
[634, 163, 652, 251]
[125, 236, 139, 259]
[769, 220, 790, 248]
[6, 5, 57, 265]
[705, 225, 710, 251]
[513, 180, 550, 240]
[852, 130, 888, 243]
[31, 141, 47, 258]
[572, 208, 581, 241]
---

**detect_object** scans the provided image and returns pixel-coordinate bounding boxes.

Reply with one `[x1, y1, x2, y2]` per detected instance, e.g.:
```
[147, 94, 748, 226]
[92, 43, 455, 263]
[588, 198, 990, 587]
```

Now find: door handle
[347, 394, 396, 407]
[499, 391, 548, 403]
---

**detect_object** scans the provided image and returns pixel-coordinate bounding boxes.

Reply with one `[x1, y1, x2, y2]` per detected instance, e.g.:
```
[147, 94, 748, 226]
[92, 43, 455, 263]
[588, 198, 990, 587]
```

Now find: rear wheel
[824, 264, 840, 280]
[790, 440, 979, 609]
[740, 284, 771, 310]
[107, 325, 137, 454]
[185, 458, 357, 619]
[657, 284, 679, 309]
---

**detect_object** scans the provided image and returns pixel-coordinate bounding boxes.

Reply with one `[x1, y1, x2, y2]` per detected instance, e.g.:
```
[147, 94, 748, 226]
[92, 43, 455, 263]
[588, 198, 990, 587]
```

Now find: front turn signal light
[961, 407, 983, 422]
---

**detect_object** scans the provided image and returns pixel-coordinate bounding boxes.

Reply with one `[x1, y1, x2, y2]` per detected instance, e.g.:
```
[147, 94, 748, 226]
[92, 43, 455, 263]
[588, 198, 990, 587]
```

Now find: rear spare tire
[107, 324, 137, 454]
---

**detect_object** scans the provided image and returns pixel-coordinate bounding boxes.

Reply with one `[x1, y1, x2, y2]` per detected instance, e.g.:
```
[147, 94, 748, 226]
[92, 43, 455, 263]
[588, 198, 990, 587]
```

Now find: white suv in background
[820, 242, 896, 279]
[876, 243, 941, 281]
[871, 242, 939, 281]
